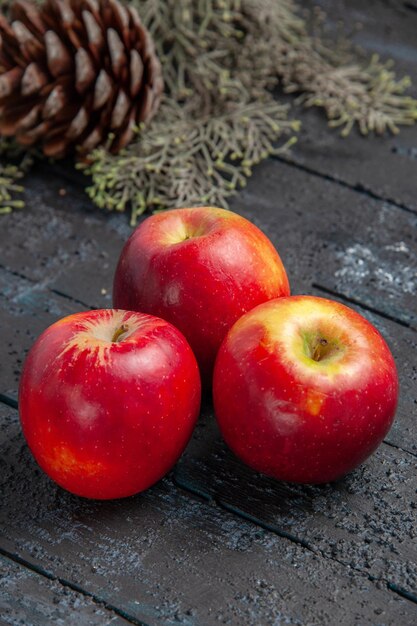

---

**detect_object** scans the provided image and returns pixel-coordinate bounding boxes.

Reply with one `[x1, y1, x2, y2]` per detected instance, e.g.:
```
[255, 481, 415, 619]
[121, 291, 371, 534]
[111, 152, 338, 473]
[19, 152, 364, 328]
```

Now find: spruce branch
[0, 163, 24, 214]
[236, 0, 417, 136]
[0, 139, 34, 214]
[275, 43, 417, 136]
[80, 98, 298, 225]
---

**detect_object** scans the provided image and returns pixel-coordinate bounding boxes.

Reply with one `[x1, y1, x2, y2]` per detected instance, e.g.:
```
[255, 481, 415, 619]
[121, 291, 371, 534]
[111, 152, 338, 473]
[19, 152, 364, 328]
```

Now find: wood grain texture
[232, 160, 417, 329]
[0, 170, 129, 310]
[0, 553, 129, 626]
[0, 267, 81, 395]
[0, 402, 416, 626]
[175, 403, 417, 596]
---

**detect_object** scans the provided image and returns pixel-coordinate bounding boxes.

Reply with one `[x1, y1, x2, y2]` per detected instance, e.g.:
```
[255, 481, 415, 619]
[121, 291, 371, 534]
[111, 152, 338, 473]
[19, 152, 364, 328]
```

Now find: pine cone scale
[0, 29, 23, 67]
[0, 101, 42, 137]
[18, 103, 41, 131]
[45, 31, 73, 76]
[11, 21, 39, 63]
[43, 84, 66, 118]
[129, 49, 143, 97]
[111, 89, 129, 128]
[0, 0, 163, 157]
[110, 105, 136, 152]
[66, 105, 88, 139]
[54, 0, 76, 27]
[0, 67, 22, 97]
[21, 63, 48, 95]
[75, 48, 95, 92]
[108, 28, 127, 79]
[82, 10, 105, 59]
[110, 0, 129, 40]
[77, 125, 102, 153]
[138, 85, 154, 121]
[13, 1, 46, 35]
[93, 69, 112, 109]
[22, 119, 50, 142]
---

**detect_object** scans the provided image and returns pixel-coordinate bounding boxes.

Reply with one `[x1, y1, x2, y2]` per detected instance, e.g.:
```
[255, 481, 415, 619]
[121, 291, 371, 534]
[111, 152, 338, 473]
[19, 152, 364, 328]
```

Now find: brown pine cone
[0, 0, 164, 157]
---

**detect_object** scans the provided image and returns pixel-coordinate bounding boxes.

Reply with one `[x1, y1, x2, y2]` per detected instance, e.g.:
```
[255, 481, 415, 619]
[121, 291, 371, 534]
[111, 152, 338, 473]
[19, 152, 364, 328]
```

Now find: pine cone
[0, 0, 164, 157]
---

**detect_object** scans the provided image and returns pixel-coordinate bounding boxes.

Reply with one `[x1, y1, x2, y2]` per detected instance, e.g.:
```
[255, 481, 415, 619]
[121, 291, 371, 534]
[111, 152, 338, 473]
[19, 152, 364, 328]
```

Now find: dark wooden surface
[1, 1, 417, 624]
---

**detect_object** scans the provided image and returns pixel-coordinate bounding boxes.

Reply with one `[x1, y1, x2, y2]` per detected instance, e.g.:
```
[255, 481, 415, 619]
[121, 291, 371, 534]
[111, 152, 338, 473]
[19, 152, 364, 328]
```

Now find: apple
[213, 295, 398, 484]
[19, 309, 201, 499]
[113, 207, 290, 382]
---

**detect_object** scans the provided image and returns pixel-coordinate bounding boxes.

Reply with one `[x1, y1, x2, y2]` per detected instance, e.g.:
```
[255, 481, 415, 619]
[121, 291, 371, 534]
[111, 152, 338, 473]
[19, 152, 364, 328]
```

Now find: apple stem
[111, 324, 129, 343]
[312, 338, 328, 362]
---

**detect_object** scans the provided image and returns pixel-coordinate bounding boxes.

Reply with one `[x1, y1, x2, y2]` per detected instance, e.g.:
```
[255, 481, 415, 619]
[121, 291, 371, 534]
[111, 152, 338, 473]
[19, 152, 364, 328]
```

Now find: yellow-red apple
[213, 296, 398, 484]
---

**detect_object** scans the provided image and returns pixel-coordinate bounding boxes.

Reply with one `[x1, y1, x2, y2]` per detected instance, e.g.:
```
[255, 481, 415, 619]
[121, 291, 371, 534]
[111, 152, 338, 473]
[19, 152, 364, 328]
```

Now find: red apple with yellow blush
[213, 296, 398, 484]
[113, 207, 290, 382]
[19, 309, 201, 499]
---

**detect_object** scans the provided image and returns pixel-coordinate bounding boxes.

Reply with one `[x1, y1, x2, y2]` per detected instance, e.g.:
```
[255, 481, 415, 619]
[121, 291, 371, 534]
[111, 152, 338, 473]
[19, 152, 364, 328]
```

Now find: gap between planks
[0, 546, 149, 626]
[0, 262, 94, 312]
[171, 476, 417, 607]
[272, 155, 417, 217]
[312, 284, 415, 332]
[404, 1, 417, 13]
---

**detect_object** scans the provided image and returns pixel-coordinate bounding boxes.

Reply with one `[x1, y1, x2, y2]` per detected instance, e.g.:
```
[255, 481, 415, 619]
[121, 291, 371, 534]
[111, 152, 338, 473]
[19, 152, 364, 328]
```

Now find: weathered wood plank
[0, 268, 82, 395]
[0, 402, 415, 625]
[0, 170, 129, 309]
[233, 160, 417, 328]
[175, 404, 417, 595]
[0, 553, 129, 626]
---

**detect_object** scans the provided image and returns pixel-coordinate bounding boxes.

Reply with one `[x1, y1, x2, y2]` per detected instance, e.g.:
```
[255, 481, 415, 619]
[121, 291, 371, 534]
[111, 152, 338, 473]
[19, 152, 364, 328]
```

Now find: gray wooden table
[0, 1, 416, 624]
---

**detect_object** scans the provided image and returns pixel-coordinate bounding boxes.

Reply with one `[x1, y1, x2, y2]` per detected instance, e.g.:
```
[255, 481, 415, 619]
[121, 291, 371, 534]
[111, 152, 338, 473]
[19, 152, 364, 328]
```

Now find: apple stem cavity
[311, 337, 340, 362]
[312, 338, 327, 362]
[111, 324, 129, 343]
